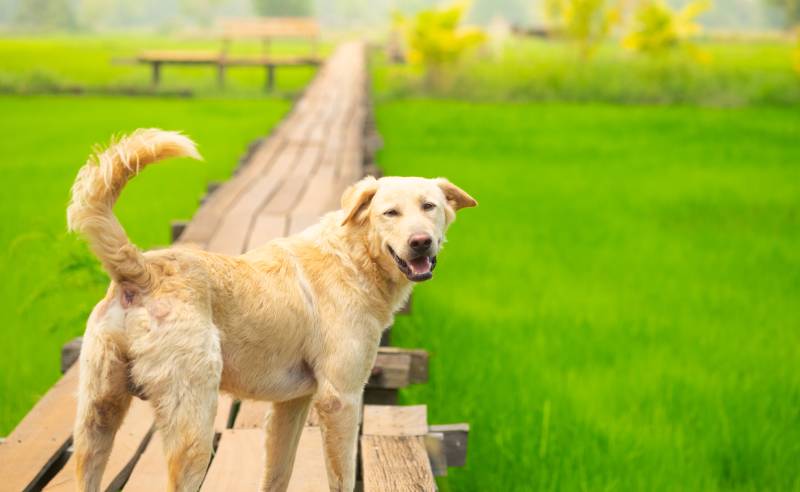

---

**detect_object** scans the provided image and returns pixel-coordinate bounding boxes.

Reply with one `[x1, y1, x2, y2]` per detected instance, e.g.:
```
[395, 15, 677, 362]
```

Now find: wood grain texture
[43, 398, 154, 492]
[286, 427, 330, 492]
[362, 405, 428, 437]
[367, 352, 411, 389]
[360, 436, 436, 492]
[200, 427, 329, 492]
[200, 429, 263, 491]
[0, 364, 79, 492]
[181, 42, 366, 255]
[375, 347, 429, 385]
[122, 430, 167, 492]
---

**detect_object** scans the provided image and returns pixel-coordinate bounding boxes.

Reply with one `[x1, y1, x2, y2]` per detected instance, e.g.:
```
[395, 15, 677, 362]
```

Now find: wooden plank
[247, 213, 287, 250]
[179, 66, 330, 250]
[178, 137, 286, 248]
[207, 140, 312, 254]
[424, 433, 448, 476]
[367, 352, 411, 389]
[287, 213, 321, 236]
[43, 398, 154, 492]
[286, 427, 330, 492]
[375, 347, 428, 385]
[122, 431, 166, 492]
[200, 427, 329, 491]
[362, 405, 428, 437]
[233, 400, 272, 429]
[60, 337, 82, 374]
[200, 429, 262, 491]
[125, 393, 234, 492]
[0, 364, 79, 492]
[214, 394, 235, 433]
[429, 423, 470, 467]
[360, 436, 436, 492]
[194, 43, 359, 253]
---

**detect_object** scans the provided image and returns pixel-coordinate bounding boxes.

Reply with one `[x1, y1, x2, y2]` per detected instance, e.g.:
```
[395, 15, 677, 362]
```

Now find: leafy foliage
[543, 0, 620, 58]
[395, 2, 486, 88]
[14, 0, 77, 30]
[623, 0, 711, 59]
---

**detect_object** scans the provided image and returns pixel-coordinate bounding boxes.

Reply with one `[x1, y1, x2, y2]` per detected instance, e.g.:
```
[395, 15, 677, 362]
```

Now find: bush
[15, 0, 77, 30]
[395, 2, 486, 89]
[372, 38, 800, 106]
[543, 0, 620, 59]
[623, 0, 711, 60]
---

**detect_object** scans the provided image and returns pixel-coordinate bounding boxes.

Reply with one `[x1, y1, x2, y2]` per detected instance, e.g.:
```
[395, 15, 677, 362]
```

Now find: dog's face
[341, 176, 476, 282]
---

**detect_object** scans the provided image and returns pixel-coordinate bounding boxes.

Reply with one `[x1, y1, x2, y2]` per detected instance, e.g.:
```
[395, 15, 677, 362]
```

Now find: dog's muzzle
[388, 246, 437, 282]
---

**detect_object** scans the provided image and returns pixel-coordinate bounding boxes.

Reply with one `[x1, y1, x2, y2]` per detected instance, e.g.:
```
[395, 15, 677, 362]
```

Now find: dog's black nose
[408, 233, 433, 253]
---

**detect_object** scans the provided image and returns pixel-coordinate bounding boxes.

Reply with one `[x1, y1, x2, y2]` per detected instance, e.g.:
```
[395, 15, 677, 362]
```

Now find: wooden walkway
[0, 41, 467, 492]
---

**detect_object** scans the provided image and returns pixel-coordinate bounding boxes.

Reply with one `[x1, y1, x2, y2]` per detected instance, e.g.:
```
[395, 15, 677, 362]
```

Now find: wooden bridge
[0, 41, 468, 491]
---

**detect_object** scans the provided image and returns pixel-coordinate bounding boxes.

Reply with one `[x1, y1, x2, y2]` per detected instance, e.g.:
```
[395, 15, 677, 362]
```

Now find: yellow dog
[67, 129, 476, 491]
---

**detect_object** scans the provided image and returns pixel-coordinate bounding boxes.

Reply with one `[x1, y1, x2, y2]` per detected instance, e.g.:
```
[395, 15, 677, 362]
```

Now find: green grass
[0, 95, 289, 433]
[379, 100, 800, 491]
[374, 38, 800, 106]
[2, 33, 799, 491]
[0, 35, 323, 96]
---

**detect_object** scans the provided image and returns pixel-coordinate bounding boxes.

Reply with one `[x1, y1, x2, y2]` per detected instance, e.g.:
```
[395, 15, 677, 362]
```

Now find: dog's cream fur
[67, 129, 476, 492]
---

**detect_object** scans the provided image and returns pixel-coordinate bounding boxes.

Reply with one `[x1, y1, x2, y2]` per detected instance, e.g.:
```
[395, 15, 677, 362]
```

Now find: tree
[396, 2, 486, 88]
[252, 0, 311, 16]
[544, 0, 620, 59]
[766, 0, 800, 26]
[623, 0, 711, 58]
[15, 0, 77, 30]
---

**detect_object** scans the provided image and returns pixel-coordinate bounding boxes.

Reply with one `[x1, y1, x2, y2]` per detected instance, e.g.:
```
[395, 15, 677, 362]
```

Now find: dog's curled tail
[67, 129, 201, 289]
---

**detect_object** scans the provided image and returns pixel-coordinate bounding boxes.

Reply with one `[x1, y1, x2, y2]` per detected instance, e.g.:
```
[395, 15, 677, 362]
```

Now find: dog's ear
[341, 176, 379, 225]
[436, 178, 477, 212]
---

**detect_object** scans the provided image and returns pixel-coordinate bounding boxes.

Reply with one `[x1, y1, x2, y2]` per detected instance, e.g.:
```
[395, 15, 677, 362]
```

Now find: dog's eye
[383, 209, 399, 217]
[422, 202, 436, 211]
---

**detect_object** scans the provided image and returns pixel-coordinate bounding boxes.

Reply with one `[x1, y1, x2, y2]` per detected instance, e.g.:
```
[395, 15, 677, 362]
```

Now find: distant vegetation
[393, 2, 486, 88]
[377, 1, 799, 107]
[253, 0, 311, 16]
[0, 0, 791, 31]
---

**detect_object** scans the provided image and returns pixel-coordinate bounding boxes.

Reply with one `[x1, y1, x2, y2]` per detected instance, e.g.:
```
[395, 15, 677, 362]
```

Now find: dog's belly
[219, 349, 317, 402]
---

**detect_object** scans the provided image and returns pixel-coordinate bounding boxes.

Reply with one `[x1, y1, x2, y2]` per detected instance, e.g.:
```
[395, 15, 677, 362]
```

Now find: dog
[67, 129, 476, 492]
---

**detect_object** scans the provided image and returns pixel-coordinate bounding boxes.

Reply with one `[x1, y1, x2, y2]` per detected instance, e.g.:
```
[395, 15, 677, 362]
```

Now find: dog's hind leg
[261, 395, 313, 492]
[153, 387, 218, 492]
[73, 303, 132, 492]
[135, 315, 222, 492]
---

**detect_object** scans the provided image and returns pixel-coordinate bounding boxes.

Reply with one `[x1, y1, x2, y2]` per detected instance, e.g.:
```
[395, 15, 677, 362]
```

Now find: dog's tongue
[408, 256, 432, 275]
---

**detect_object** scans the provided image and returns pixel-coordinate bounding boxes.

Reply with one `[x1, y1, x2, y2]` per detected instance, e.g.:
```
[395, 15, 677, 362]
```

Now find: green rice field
[1, 33, 799, 491]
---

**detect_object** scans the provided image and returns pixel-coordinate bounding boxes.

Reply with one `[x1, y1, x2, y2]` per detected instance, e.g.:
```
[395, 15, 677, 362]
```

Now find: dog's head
[340, 176, 477, 282]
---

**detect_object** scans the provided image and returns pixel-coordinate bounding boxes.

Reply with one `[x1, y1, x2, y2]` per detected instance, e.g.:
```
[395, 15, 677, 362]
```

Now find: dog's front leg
[261, 394, 313, 492]
[315, 384, 362, 492]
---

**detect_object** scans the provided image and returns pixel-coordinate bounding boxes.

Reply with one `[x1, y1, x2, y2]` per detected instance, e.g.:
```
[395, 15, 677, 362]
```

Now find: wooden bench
[137, 17, 322, 91]
[0, 41, 468, 491]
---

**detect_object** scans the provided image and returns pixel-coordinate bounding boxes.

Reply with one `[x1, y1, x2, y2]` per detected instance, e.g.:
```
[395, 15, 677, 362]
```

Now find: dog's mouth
[388, 246, 436, 282]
